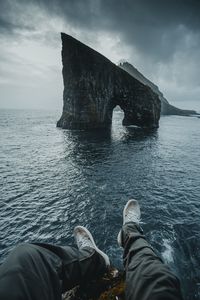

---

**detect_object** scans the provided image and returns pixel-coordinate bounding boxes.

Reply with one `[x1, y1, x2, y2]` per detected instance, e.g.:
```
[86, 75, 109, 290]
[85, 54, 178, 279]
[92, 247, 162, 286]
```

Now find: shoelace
[78, 235, 93, 248]
[125, 212, 140, 223]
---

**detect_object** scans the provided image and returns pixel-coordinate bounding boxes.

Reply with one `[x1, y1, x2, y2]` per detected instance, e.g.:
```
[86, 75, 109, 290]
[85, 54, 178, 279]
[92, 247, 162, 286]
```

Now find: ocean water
[0, 108, 200, 299]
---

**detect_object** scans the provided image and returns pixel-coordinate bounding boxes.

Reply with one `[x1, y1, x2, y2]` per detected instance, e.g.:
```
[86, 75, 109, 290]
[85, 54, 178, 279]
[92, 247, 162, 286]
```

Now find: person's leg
[0, 243, 63, 300]
[118, 200, 183, 300]
[0, 227, 109, 300]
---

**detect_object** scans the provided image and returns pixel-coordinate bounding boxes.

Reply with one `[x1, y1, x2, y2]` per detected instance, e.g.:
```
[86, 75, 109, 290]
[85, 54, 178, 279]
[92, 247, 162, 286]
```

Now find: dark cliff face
[57, 33, 161, 129]
[119, 62, 197, 116]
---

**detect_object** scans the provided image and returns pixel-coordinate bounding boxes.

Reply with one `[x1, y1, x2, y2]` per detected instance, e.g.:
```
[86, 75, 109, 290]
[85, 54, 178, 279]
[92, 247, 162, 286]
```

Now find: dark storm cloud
[1, 0, 200, 60]
[0, 18, 16, 34]
[0, 0, 35, 36]
[99, 0, 200, 61]
[18, 0, 200, 62]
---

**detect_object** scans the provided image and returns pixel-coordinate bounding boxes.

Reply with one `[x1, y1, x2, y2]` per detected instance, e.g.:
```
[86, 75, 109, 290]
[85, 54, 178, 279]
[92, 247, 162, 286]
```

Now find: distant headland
[119, 62, 197, 116]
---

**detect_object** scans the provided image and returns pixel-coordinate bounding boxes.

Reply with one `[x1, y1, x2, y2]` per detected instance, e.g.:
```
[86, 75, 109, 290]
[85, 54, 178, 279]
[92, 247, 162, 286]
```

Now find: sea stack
[57, 33, 161, 129]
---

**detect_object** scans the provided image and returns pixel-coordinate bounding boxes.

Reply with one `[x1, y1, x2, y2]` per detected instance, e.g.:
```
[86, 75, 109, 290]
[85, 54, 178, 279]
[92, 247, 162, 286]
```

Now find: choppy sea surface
[0, 108, 200, 299]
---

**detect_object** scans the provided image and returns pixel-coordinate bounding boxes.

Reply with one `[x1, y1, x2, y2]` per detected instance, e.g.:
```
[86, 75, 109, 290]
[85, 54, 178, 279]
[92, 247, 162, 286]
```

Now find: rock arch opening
[112, 105, 124, 127]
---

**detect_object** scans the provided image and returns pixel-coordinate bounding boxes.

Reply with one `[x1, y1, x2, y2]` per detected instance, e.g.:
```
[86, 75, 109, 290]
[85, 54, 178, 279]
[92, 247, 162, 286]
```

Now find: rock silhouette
[57, 33, 161, 129]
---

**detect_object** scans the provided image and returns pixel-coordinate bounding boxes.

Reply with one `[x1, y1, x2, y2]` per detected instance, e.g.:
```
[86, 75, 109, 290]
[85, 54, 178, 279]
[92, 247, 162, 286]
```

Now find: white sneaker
[74, 225, 110, 267]
[117, 199, 141, 247]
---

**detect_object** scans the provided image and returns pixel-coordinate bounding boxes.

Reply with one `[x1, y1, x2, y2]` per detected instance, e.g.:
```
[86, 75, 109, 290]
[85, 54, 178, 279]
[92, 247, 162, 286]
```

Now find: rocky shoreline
[62, 268, 125, 300]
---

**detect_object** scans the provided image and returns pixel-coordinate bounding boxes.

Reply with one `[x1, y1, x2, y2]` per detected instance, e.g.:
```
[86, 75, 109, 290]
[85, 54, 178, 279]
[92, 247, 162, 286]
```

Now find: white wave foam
[162, 238, 174, 263]
[126, 125, 141, 128]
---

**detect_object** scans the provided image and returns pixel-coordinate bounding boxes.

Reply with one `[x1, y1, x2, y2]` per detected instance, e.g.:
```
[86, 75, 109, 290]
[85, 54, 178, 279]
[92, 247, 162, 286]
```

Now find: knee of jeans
[13, 243, 33, 253]
[10, 243, 38, 264]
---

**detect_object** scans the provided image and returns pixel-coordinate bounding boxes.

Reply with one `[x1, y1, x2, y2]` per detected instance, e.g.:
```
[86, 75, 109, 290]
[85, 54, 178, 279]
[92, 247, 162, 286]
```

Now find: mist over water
[0, 108, 200, 299]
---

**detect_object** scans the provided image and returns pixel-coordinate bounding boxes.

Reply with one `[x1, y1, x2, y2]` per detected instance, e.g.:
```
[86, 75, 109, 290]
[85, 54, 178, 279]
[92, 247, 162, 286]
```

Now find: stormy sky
[0, 0, 200, 111]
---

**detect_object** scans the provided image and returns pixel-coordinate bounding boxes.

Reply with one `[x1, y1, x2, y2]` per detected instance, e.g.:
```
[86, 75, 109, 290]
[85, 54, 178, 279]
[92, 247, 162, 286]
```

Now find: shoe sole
[74, 225, 110, 267]
[117, 230, 122, 247]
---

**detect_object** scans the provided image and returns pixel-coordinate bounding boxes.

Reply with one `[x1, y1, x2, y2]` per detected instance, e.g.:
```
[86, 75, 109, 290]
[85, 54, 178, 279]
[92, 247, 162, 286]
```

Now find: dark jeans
[0, 224, 183, 300]
[121, 223, 183, 300]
